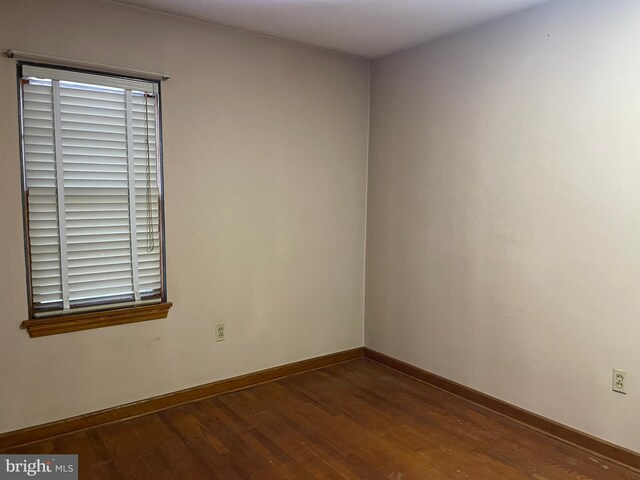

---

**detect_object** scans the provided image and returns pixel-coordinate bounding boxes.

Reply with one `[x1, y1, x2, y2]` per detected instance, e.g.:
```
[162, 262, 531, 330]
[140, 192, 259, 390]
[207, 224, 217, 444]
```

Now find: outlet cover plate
[215, 323, 225, 342]
[613, 368, 627, 394]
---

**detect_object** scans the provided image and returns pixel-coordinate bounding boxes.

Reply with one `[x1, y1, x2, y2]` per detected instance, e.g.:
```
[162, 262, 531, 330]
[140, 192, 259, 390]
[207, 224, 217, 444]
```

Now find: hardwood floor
[3, 359, 638, 479]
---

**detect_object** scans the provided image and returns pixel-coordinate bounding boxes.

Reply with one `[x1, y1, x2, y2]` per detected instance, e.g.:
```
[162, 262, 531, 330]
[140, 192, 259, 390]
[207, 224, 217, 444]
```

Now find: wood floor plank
[1, 359, 638, 479]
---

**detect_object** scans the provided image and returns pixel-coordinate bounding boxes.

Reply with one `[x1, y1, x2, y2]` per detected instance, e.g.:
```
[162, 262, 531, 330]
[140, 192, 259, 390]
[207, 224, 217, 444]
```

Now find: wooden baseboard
[364, 348, 640, 472]
[0, 347, 364, 450]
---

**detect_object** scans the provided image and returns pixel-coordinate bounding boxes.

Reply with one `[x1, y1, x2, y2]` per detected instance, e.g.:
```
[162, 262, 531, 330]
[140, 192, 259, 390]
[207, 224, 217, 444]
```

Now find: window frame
[16, 61, 170, 336]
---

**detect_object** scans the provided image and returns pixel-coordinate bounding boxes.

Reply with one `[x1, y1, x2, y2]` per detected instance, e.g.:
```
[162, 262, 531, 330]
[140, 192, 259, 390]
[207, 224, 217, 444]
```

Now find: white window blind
[21, 65, 164, 317]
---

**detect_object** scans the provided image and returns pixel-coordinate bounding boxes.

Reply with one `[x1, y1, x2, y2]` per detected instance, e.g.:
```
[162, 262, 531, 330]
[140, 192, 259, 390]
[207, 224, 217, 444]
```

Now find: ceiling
[112, 0, 551, 58]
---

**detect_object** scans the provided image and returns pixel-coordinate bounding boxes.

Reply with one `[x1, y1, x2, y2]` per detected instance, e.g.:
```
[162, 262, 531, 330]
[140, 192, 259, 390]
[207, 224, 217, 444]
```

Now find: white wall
[0, 0, 369, 433]
[3, 0, 639, 455]
[366, 0, 640, 453]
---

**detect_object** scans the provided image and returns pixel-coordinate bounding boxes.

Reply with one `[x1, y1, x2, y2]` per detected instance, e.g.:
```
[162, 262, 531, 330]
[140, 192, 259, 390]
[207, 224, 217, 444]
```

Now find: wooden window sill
[21, 302, 173, 338]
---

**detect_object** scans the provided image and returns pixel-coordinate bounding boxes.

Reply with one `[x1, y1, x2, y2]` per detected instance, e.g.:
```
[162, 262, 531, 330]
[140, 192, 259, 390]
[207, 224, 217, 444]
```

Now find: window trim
[21, 302, 173, 337]
[16, 61, 169, 332]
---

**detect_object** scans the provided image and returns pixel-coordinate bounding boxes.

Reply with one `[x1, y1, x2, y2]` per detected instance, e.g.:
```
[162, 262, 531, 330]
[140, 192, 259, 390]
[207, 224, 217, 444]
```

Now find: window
[18, 64, 170, 336]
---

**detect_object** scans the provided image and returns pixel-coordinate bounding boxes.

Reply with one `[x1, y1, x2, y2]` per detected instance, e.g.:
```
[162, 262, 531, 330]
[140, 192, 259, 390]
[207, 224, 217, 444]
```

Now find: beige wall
[0, 0, 369, 433]
[366, 0, 640, 452]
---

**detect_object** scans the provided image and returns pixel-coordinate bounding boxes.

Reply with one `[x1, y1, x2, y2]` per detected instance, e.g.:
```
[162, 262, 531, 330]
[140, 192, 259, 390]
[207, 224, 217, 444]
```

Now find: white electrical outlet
[612, 368, 627, 394]
[215, 323, 225, 342]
